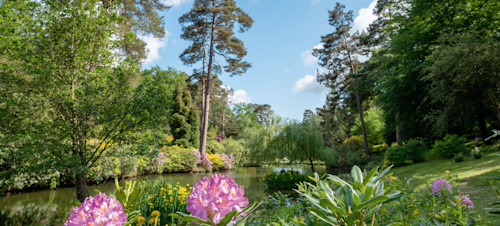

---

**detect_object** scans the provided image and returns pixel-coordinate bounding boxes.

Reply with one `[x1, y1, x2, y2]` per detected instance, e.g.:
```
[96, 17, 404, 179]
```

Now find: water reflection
[0, 165, 342, 219]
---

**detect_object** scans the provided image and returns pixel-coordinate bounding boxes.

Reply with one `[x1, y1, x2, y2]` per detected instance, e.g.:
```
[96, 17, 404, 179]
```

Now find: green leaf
[115, 189, 126, 204]
[128, 188, 141, 204]
[351, 165, 362, 183]
[363, 166, 379, 185]
[357, 195, 389, 210]
[218, 210, 238, 225]
[307, 207, 338, 224]
[343, 185, 354, 209]
[363, 186, 374, 202]
[345, 210, 361, 224]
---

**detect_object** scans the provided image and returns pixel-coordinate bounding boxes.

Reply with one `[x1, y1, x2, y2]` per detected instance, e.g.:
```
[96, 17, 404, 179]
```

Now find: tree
[276, 115, 324, 172]
[313, 2, 370, 156]
[179, 0, 253, 155]
[101, 0, 170, 62]
[0, 0, 161, 202]
[424, 33, 500, 138]
[170, 83, 200, 147]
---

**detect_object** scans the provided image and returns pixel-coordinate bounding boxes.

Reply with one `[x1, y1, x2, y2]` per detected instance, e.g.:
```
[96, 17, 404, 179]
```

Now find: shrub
[433, 134, 469, 159]
[385, 139, 429, 166]
[207, 139, 226, 154]
[88, 156, 121, 183]
[0, 204, 67, 225]
[295, 165, 402, 225]
[261, 171, 315, 190]
[221, 138, 245, 166]
[247, 192, 314, 225]
[336, 136, 368, 167]
[208, 153, 225, 170]
[161, 145, 197, 173]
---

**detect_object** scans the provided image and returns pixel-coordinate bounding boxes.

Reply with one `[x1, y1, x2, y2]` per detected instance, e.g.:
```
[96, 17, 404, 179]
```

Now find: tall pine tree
[179, 0, 252, 154]
[313, 2, 370, 155]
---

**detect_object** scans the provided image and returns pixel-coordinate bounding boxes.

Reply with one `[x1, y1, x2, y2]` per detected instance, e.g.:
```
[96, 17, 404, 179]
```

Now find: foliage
[135, 181, 191, 226]
[296, 165, 402, 225]
[377, 177, 481, 225]
[335, 136, 368, 167]
[247, 192, 316, 225]
[221, 138, 246, 166]
[0, 203, 66, 226]
[161, 145, 198, 173]
[208, 153, 226, 171]
[433, 134, 469, 159]
[273, 115, 324, 172]
[352, 108, 385, 146]
[111, 179, 155, 225]
[170, 83, 200, 148]
[485, 170, 500, 222]
[385, 139, 429, 166]
[261, 171, 315, 191]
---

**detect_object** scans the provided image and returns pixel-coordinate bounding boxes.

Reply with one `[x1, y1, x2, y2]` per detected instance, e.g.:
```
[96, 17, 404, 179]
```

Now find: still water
[0, 166, 334, 218]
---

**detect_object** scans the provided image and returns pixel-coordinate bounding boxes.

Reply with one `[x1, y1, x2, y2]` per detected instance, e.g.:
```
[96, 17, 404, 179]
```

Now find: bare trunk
[477, 110, 488, 140]
[309, 157, 315, 173]
[342, 33, 369, 156]
[199, 76, 206, 148]
[396, 112, 402, 146]
[497, 105, 500, 125]
[353, 80, 370, 156]
[199, 8, 217, 155]
[222, 109, 225, 137]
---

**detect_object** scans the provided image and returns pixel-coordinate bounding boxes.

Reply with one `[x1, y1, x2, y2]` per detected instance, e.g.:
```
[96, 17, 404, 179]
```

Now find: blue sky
[141, 0, 377, 120]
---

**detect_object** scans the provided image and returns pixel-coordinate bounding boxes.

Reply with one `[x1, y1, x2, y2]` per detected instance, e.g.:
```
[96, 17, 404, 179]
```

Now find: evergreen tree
[170, 83, 200, 148]
[179, 0, 253, 154]
[313, 2, 370, 155]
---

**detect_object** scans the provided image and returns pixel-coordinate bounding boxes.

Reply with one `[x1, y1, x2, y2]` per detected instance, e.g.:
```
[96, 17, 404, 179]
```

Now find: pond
[0, 165, 340, 220]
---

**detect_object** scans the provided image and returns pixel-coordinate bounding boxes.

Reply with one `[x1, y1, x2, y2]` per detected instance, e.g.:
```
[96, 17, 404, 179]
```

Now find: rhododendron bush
[65, 193, 127, 226]
[170, 173, 258, 226]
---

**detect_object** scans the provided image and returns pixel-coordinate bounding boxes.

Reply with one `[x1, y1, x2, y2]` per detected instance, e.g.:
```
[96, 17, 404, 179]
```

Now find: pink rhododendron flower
[460, 195, 474, 209]
[432, 178, 452, 193]
[186, 173, 248, 225]
[65, 193, 127, 226]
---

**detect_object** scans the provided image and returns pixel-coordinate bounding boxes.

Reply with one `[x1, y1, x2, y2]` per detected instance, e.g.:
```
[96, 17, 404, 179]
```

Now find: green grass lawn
[391, 152, 500, 218]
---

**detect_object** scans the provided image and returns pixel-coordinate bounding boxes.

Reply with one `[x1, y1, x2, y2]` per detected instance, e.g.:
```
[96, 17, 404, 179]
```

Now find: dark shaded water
[0, 165, 340, 221]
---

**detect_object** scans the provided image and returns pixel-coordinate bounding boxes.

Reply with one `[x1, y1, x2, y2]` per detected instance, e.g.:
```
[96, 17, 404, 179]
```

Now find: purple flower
[290, 201, 295, 204]
[460, 195, 474, 209]
[192, 149, 213, 170]
[186, 173, 248, 225]
[65, 193, 127, 226]
[432, 178, 452, 193]
[55, 170, 60, 176]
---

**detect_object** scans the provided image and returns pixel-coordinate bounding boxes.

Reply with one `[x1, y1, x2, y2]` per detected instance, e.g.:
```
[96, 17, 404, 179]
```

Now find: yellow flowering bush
[208, 153, 225, 170]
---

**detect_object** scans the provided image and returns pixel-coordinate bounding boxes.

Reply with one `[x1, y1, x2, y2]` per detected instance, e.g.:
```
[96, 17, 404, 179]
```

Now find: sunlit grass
[392, 152, 500, 217]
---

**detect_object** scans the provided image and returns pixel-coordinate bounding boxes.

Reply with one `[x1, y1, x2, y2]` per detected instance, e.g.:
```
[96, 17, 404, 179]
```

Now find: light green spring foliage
[351, 107, 385, 146]
[296, 165, 401, 225]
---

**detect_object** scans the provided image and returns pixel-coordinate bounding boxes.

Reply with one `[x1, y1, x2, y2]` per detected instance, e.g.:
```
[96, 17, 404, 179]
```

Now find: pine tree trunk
[353, 80, 370, 156]
[342, 33, 369, 156]
[199, 8, 217, 155]
[222, 110, 225, 137]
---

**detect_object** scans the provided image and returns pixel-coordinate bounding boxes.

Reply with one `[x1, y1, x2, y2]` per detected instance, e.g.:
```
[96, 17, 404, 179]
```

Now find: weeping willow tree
[274, 115, 324, 172]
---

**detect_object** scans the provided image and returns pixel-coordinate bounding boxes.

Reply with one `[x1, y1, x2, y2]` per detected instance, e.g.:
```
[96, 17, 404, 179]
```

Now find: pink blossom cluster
[65, 193, 127, 226]
[460, 195, 474, 209]
[220, 154, 234, 170]
[192, 149, 213, 170]
[186, 173, 248, 225]
[216, 135, 226, 142]
[152, 152, 166, 172]
[431, 178, 452, 193]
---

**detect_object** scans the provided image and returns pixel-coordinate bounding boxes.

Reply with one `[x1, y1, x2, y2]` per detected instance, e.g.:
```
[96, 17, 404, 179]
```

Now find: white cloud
[301, 43, 323, 66]
[140, 32, 168, 64]
[230, 89, 251, 104]
[353, 0, 378, 33]
[293, 74, 327, 93]
[311, 0, 321, 4]
[163, 0, 192, 7]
